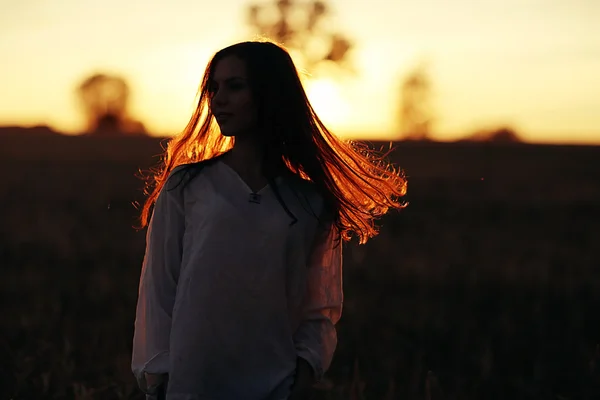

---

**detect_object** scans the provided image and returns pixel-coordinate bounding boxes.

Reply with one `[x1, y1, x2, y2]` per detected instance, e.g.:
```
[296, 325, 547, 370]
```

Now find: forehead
[212, 55, 247, 81]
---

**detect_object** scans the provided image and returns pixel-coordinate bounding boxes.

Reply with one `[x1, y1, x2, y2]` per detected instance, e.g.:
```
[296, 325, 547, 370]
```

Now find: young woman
[132, 40, 407, 400]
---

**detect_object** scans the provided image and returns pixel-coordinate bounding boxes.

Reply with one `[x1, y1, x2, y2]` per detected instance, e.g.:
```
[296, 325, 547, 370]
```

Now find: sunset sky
[1, 0, 599, 144]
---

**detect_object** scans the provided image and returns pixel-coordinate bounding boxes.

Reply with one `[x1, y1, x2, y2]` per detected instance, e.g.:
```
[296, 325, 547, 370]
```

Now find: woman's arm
[131, 171, 186, 395]
[291, 222, 343, 396]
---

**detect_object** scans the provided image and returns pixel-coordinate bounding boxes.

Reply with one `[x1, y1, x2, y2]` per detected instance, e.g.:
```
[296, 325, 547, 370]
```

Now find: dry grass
[1, 135, 599, 399]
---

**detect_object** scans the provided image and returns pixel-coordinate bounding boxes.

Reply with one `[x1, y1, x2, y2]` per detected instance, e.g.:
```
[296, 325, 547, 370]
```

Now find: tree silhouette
[247, 0, 353, 75]
[466, 126, 522, 143]
[76, 73, 146, 136]
[398, 62, 434, 140]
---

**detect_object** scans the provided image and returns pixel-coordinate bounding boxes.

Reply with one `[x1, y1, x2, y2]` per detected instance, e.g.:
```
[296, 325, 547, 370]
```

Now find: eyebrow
[211, 76, 245, 83]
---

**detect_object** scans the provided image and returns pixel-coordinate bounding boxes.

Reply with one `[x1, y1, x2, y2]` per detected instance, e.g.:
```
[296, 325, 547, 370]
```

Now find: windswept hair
[140, 40, 407, 244]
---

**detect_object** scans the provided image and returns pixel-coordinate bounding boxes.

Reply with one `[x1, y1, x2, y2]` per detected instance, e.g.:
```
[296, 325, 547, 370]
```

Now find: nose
[212, 88, 227, 106]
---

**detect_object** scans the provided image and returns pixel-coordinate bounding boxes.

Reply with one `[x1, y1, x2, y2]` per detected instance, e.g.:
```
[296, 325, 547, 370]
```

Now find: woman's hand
[288, 357, 314, 400]
[143, 372, 168, 398]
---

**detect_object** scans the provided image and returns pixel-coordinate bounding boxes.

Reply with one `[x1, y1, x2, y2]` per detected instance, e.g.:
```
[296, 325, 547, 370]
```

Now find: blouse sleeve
[293, 222, 344, 382]
[131, 171, 186, 393]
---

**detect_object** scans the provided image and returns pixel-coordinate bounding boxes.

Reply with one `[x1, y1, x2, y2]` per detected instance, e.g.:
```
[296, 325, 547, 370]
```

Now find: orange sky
[1, 0, 599, 144]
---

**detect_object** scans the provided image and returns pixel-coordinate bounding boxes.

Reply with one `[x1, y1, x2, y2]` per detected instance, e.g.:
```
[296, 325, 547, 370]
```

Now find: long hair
[139, 40, 407, 244]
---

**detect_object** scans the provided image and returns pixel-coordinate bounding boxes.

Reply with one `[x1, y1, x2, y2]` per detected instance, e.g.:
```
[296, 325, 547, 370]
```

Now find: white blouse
[131, 159, 343, 400]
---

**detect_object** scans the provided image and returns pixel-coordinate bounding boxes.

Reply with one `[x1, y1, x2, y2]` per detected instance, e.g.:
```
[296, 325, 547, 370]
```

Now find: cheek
[238, 96, 258, 124]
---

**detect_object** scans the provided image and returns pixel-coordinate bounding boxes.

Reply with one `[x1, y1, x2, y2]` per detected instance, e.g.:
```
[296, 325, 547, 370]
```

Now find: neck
[226, 136, 264, 176]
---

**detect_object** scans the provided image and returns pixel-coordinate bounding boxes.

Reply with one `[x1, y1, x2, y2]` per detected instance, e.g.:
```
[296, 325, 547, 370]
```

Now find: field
[1, 134, 600, 399]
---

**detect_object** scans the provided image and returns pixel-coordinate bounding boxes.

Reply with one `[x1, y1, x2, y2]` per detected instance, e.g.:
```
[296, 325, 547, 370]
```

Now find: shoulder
[164, 156, 223, 192]
[284, 172, 319, 197]
[282, 173, 330, 217]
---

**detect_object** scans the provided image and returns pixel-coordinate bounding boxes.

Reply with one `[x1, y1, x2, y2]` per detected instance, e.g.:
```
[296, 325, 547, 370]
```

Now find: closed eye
[209, 77, 246, 93]
[228, 82, 244, 91]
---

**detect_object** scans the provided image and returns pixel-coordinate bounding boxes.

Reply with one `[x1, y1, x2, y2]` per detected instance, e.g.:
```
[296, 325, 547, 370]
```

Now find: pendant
[248, 193, 261, 204]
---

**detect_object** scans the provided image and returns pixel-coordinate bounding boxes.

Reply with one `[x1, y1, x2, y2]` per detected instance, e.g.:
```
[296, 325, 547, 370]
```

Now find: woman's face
[209, 55, 258, 138]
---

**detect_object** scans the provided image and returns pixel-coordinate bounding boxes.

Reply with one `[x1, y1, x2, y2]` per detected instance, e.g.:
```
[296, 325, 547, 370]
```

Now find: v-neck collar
[217, 159, 283, 194]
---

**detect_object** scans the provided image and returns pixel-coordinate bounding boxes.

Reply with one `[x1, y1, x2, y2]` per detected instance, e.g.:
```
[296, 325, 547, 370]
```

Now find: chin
[217, 125, 235, 137]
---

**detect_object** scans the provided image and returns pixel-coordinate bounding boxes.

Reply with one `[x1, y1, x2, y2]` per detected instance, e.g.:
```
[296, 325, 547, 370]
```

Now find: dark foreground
[1, 135, 599, 399]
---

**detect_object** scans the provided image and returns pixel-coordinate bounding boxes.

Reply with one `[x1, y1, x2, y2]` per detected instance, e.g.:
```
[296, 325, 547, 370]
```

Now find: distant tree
[247, 0, 353, 75]
[465, 126, 522, 143]
[398, 62, 434, 140]
[76, 73, 147, 136]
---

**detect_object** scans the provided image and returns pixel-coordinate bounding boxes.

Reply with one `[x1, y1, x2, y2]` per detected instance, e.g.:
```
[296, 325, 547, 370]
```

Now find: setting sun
[305, 78, 352, 131]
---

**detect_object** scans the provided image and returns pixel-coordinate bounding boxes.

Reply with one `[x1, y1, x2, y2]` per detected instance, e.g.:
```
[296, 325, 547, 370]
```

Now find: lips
[214, 112, 233, 123]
